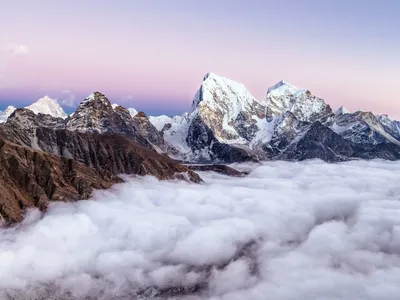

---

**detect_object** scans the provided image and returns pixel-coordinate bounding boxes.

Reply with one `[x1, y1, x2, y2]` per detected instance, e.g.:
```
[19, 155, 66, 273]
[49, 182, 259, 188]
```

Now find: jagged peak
[266, 80, 304, 96]
[335, 106, 350, 115]
[80, 91, 111, 107]
[4, 105, 17, 116]
[134, 111, 148, 119]
[192, 72, 255, 110]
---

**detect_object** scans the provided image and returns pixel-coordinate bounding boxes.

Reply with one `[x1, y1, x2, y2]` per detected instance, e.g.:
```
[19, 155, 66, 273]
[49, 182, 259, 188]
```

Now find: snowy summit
[26, 96, 68, 119]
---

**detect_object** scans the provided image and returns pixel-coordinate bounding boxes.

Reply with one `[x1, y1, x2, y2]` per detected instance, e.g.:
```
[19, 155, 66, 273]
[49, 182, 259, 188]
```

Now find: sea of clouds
[1, 159, 400, 299]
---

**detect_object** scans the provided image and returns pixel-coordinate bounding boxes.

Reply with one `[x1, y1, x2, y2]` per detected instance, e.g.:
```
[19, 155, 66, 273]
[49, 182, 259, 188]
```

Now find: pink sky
[0, 0, 399, 117]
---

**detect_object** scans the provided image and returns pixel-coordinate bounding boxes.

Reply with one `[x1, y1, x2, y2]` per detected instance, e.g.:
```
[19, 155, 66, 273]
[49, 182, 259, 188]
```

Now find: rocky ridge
[153, 73, 400, 163]
[0, 94, 203, 223]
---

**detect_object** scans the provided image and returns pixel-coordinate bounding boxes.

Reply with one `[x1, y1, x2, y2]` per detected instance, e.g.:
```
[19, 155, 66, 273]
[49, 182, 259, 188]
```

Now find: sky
[0, 0, 399, 117]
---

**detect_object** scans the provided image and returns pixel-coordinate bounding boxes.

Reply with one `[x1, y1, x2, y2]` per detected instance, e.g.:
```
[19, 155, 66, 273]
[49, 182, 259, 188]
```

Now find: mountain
[265, 80, 333, 123]
[66, 92, 156, 150]
[155, 72, 400, 163]
[112, 103, 138, 117]
[0, 105, 17, 123]
[332, 111, 400, 145]
[25, 96, 68, 119]
[157, 73, 266, 162]
[335, 106, 350, 115]
[0, 96, 202, 223]
[378, 114, 400, 141]
[2, 75, 400, 223]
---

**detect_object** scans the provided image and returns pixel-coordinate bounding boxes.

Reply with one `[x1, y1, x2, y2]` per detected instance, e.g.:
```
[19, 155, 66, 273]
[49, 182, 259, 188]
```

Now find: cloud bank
[1, 160, 400, 299]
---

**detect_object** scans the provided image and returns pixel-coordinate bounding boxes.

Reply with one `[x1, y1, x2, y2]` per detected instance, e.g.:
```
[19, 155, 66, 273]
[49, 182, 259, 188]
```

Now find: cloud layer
[1, 160, 400, 299]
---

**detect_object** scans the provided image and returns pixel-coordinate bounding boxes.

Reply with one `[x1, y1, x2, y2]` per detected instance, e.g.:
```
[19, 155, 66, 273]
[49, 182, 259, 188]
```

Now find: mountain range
[1, 72, 399, 222]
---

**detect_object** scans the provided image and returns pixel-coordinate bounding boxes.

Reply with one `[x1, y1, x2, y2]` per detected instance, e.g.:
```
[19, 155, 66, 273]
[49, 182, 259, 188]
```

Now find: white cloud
[59, 89, 76, 107]
[1, 160, 400, 299]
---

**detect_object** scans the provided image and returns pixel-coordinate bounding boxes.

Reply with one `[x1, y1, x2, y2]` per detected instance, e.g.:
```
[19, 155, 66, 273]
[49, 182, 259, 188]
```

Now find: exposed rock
[279, 121, 355, 162]
[332, 111, 400, 145]
[377, 114, 400, 141]
[279, 121, 400, 162]
[0, 118, 202, 223]
[131, 111, 165, 150]
[186, 164, 246, 177]
[65, 92, 153, 150]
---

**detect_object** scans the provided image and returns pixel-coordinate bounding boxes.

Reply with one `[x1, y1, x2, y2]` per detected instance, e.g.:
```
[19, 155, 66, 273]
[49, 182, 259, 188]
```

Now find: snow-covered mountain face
[150, 73, 400, 163]
[25, 96, 68, 119]
[2, 73, 399, 164]
[0, 106, 17, 123]
[378, 114, 400, 141]
[335, 106, 350, 116]
[190, 72, 266, 145]
[265, 81, 333, 123]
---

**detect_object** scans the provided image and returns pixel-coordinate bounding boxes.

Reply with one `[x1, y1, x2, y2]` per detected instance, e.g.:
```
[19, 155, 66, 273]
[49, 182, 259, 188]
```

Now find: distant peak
[335, 106, 350, 115]
[4, 105, 17, 116]
[267, 80, 300, 95]
[25, 96, 67, 119]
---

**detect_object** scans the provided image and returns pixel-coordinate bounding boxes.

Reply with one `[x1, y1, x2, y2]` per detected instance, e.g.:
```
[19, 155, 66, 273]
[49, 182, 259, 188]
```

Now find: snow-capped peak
[127, 108, 138, 117]
[266, 80, 305, 96]
[86, 93, 95, 101]
[335, 106, 350, 115]
[111, 103, 120, 109]
[25, 96, 67, 119]
[192, 72, 256, 110]
[265, 81, 332, 123]
[4, 105, 17, 116]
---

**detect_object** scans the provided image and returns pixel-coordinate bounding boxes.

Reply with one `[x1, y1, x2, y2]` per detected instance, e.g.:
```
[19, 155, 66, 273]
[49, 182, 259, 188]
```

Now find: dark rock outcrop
[186, 164, 246, 177]
[131, 111, 165, 150]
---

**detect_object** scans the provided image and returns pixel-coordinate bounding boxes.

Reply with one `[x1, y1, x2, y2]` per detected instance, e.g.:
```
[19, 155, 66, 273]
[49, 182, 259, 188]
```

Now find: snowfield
[1, 160, 400, 299]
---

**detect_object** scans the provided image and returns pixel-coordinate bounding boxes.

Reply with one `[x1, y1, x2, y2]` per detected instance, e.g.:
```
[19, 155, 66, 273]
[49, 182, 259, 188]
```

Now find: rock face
[378, 114, 400, 141]
[130, 111, 165, 151]
[332, 111, 400, 146]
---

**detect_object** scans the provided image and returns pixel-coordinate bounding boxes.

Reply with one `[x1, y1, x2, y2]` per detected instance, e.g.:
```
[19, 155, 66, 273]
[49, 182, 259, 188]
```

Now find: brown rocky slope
[0, 115, 201, 223]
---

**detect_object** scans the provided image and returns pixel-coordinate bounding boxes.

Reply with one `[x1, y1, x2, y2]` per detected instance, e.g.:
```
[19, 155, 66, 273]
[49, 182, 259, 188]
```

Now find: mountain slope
[332, 111, 400, 146]
[378, 114, 400, 141]
[0, 108, 202, 223]
[66, 92, 157, 150]
[158, 73, 400, 163]
[265, 81, 333, 123]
